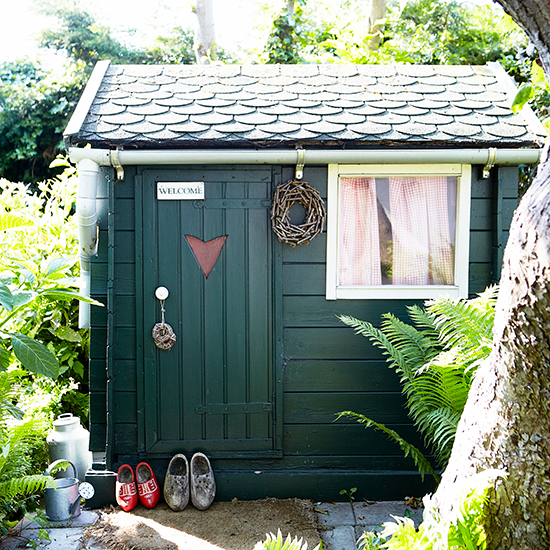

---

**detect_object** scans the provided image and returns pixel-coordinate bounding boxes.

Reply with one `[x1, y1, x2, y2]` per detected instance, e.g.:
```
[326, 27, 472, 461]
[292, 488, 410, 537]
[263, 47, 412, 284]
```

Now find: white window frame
[326, 163, 472, 300]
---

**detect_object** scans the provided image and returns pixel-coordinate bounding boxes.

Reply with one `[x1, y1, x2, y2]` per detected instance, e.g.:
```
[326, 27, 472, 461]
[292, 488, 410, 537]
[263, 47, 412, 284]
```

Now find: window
[326, 164, 471, 300]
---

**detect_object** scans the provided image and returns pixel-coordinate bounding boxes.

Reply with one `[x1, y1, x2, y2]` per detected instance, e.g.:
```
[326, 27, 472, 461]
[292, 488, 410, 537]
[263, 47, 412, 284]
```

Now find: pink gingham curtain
[339, 177, 382, 286]
[389, 176, 453, 285]
[338, 176, 454, 286]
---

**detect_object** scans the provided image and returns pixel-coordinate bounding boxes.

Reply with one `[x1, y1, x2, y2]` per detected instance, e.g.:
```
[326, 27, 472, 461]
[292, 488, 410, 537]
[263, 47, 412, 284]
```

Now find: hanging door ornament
[152, 286, 176, 350]
[271, 179, 326, 247]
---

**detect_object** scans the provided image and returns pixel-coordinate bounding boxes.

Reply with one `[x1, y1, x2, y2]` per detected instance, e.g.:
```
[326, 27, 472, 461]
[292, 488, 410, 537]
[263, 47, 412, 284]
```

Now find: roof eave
[63, 60, 111, 148]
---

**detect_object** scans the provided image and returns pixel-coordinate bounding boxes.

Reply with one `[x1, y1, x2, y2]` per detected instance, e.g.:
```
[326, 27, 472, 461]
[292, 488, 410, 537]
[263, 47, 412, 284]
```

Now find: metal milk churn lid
[46, 413, 92, 482]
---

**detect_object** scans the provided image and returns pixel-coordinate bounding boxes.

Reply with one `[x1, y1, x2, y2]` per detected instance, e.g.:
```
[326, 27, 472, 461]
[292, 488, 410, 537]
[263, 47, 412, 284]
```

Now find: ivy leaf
[0, 282, 14, 311]
[511, 83, 535, 114]
[11, 333, 60, 379]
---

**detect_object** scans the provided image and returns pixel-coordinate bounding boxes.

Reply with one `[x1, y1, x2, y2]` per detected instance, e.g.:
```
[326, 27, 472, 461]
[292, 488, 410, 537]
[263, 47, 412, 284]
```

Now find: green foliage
[0, 60, 86, 184]
[264, 0, 336, 64]
[337, 412, 439, 483]
[0, 167, 102, 419]
[254, 529, 322, 550]
[339, 486, 357, 502]
[0, 410, 53, 533]
[39, 0, 200, 68]
[318, 0, 527, 66]
[359, 470, 506, 549]
[512, 60, 550, 131]
[39, 0, 150, 67]
[339, 286, 497, 474]
[265, 0, 307, 64]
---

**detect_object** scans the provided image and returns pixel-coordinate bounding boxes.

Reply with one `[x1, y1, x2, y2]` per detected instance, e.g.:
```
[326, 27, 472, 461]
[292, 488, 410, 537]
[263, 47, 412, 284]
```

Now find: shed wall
[88, 163, 518, 501]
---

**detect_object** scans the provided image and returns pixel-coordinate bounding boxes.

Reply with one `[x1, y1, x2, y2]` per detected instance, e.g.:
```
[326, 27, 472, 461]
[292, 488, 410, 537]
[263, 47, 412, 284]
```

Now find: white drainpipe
[76, 159, 100, 328]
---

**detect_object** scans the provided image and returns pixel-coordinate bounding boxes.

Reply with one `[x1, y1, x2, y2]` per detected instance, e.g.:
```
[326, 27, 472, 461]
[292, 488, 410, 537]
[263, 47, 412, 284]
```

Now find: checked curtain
[338, 176, 455, 287]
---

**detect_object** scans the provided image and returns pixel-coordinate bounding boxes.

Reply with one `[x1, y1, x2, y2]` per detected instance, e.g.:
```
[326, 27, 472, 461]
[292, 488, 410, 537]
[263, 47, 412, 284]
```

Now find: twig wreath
[271, 180, 326, 247]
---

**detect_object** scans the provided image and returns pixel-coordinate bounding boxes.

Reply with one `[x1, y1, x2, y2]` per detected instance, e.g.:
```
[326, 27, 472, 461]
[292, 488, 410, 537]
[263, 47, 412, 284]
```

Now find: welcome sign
[157, 181, 205, 200]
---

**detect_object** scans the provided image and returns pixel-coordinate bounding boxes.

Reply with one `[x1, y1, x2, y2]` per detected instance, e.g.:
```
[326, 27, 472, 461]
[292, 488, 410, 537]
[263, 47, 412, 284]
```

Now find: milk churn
[47, 413, 92, 482]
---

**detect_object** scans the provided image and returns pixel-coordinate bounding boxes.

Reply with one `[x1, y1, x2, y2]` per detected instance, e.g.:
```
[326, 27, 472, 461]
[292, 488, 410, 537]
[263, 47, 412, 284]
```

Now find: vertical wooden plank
[247, 176, 272, 441]
[179, 199, 205, 442]
[224, 179, 248, 441]
[493, 166, 519, 281]
[203, 181, 227, 441]
[156, 198, 183, 443]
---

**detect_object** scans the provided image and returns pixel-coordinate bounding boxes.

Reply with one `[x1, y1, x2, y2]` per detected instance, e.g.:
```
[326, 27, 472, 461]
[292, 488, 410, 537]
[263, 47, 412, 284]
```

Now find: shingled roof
[64, 62, 547, 150]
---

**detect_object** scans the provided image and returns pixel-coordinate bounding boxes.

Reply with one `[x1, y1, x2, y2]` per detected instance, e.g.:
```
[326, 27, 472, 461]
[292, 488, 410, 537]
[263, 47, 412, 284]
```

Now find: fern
[339, 286, 497, 476]
[337, 411, 440, 483]
[0, 475, 52, 505]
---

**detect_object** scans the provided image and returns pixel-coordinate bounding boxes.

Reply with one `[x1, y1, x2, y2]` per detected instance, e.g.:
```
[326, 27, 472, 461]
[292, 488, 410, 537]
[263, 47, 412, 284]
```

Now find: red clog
[116, 464, 138, 512]
[136, 462, 160, 509]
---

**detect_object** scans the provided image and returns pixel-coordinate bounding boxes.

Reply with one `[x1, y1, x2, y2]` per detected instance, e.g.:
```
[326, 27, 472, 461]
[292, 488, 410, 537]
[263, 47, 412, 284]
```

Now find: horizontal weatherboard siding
[87, 162, 516, 500]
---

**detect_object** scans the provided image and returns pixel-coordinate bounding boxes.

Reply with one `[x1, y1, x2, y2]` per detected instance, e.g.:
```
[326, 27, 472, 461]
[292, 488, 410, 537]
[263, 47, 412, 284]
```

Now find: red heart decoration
[185, 235, 228, 278]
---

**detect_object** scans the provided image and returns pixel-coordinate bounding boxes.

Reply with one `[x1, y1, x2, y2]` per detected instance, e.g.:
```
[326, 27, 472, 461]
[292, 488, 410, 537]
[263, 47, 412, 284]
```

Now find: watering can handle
[47, 459, 78, 480]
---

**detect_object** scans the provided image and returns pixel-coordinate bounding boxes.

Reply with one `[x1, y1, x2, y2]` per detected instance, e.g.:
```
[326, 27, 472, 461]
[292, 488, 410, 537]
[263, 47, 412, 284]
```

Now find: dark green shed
[65, 62, 545, 501]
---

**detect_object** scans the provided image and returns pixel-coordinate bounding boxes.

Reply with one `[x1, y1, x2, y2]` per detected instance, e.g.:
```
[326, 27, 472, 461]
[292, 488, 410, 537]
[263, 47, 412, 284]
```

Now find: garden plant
[339, 286, 497, 480]
[0, 163, 100, 534]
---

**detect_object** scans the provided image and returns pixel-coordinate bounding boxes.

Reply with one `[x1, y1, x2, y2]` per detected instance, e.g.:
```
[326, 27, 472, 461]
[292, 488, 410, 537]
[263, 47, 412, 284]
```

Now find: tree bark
[368, 0, 386, 50]
[432, 1, 550, 547]
[193, 0, 216, 64]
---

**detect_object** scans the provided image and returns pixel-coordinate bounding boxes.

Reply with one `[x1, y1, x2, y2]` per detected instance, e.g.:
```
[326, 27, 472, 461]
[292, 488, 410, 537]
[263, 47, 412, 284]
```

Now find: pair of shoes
[116, 463, 160, 511]
[163, 452, 216, 511]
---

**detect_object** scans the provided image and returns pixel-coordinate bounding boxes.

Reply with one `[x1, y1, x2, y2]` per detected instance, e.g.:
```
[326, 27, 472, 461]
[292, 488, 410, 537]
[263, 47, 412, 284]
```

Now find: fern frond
[379, 313, 439, 371]
[424, 408, 462, 464]
[336, 411, 440, 483]
[338, 315, 413, 379]
[0, 417, 48, 481]
[0, 474, 52, 504]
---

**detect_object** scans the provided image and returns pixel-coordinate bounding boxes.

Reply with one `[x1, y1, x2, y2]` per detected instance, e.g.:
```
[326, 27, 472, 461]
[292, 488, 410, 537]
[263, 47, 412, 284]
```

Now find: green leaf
[0, 346, 12, 371]
[0, 213, 33, 232]
[531, 60, 547, 87]
[54, 325, 82, 343]
[38, 288, 104, 306]
[0, 283, 14, 311]
[43, 257, 77, 277]
[11, 290, 36, 309]
[511, 83, 535, 114]
[10, 333, 60, 378]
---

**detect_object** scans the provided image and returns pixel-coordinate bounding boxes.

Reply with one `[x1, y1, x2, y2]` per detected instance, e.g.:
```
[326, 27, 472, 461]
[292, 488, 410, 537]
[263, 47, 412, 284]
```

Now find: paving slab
[0, 510, 99, 550]
[352, 501, 422, 528]
[314, 502, 355, 527]
[320, 525, 357, 550]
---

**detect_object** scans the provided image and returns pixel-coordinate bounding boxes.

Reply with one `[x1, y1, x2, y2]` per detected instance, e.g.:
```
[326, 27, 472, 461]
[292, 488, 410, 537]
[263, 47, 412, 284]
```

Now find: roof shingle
[65, 63, 547, 149]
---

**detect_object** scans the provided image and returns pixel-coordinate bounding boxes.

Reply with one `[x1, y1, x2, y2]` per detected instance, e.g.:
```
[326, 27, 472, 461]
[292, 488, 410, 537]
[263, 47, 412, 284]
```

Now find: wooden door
[137, 167, 282, 458]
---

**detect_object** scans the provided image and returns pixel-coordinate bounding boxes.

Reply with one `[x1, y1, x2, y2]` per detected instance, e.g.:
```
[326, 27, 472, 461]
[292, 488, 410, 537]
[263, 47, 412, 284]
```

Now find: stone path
[1, 501, 423, 549]
[315, 501, 422, 549]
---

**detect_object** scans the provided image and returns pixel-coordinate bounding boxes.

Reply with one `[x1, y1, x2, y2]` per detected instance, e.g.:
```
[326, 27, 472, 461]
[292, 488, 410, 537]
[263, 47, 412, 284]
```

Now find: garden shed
[64, 61, 545, 501]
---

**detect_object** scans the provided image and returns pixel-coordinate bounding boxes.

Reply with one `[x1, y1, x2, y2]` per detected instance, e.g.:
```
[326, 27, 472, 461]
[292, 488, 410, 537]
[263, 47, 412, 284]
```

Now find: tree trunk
[368, 0, 386, 50]
[286, 0, 295, 19]
[432, 1, 550, 547]
[193, 0, 216, 64]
